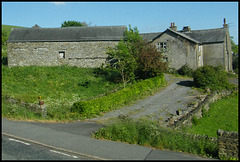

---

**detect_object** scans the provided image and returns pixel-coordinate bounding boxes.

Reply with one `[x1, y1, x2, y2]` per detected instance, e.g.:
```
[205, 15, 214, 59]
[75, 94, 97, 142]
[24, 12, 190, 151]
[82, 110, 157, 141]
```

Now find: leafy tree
[135, 40, 168, 79]
[230, 36, 238, 72]
[106, 25, 167, 88]
[230, 36, 238, 55]
[61, 20, 89, 27]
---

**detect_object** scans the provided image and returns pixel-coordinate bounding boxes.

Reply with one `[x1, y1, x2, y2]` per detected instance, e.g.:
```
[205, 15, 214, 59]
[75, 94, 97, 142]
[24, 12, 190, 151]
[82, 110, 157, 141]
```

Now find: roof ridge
[184, 27, 225, 32]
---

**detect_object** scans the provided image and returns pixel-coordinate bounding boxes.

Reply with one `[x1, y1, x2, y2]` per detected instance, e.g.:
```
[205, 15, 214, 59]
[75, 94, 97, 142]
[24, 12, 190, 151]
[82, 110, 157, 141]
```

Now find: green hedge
[71, 74, 165, 117]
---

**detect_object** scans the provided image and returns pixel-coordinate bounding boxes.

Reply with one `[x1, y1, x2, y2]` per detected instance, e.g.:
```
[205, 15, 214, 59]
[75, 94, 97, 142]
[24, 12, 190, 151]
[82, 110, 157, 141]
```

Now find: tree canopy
[105, 25, 168, 88]
[61, 20, 89, 27]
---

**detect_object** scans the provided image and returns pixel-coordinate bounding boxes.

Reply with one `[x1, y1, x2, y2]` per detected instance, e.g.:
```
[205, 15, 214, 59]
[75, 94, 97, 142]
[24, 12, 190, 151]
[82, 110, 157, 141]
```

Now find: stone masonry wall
[7, 41, 119, 67]
[217, 129, 238, 159]
[169, 89, 233, 129]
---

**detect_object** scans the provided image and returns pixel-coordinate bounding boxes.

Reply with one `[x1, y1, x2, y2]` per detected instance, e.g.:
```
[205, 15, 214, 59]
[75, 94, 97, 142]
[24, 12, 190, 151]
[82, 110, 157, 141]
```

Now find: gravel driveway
[89, 74, 203, 126]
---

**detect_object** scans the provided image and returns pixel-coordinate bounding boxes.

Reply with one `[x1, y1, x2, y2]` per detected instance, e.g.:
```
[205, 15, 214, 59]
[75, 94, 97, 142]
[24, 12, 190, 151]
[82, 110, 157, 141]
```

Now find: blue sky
[2, 1, 238, 44]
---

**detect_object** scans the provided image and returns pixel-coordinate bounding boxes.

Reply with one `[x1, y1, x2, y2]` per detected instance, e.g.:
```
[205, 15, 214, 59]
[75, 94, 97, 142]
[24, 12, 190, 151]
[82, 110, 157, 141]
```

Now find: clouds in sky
[50, 2, 66, 5]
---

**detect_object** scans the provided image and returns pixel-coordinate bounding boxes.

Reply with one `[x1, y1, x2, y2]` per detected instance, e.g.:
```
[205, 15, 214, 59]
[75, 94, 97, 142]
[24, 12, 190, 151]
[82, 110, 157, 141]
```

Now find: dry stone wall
[217, 129, 239, 159]
[7, 41, 118, 67]
[169, 89, 234, 129]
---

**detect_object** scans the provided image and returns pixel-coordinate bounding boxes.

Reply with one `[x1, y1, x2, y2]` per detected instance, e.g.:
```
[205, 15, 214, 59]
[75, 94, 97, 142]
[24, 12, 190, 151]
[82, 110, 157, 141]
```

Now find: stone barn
[7, 25, 126, 67]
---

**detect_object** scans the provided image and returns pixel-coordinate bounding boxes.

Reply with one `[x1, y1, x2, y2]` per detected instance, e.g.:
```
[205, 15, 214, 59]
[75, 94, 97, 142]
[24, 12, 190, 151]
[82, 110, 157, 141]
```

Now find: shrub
[177, 64, 193, 77]
[71, 74, 165, 117]
[193, 65, 234, 91]
[94, 118, 218, 158]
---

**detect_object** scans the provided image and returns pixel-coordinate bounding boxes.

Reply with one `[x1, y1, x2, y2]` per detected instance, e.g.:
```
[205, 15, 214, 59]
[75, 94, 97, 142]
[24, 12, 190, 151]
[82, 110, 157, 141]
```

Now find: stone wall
[217, 129, 238, 159]
[7, 41, 119, 67]
[169, 89, 234, 129]
[151, 30, 198, 70]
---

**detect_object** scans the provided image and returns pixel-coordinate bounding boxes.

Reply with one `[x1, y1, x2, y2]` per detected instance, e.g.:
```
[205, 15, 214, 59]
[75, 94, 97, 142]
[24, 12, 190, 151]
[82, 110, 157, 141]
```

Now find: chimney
[169, 22, 177, 31]
[32, 24, 41, 28]
[223, 18, 228, 28]
[182, 26, 191, 32]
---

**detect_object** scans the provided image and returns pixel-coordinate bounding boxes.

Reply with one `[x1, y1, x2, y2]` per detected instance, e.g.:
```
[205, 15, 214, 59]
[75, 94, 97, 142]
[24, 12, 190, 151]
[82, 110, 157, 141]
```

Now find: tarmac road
[2, 118, 216, 160]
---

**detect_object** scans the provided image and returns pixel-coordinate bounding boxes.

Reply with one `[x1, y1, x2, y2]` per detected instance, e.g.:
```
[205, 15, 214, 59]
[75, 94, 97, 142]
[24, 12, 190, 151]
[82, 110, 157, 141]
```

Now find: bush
[177, 64, 193, 77]
[71, 74, 165, 117]
[193, 65, 234, 91]
[94, 118, 218, 158]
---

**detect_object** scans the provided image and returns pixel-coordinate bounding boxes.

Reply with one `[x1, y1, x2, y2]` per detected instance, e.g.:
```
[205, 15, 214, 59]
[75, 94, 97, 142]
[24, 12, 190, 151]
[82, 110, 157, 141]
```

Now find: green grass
[2, 65, 120, 121]
[94, 118, 218, 158]
[185, 92, 238, 137]
[93, 92, 238, 159]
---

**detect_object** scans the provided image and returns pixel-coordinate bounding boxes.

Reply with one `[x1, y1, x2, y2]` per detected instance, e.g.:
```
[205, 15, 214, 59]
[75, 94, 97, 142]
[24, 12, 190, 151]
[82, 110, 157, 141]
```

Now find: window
[59, 51, 65, 59]
[156, 42, 167, 52]
[162, 55, 168, 62]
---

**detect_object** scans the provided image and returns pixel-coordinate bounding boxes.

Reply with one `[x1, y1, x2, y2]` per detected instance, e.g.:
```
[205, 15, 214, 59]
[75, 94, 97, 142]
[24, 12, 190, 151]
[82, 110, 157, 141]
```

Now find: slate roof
[140, 27, 228, 44]
[7, 26, 126, 42]
[140, 32, 162, 42]
[182, 28, 228, 44]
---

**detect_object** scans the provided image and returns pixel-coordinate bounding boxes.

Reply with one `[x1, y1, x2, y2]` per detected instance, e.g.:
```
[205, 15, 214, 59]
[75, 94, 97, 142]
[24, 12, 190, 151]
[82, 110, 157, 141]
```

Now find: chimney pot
[169, 22, 177, 31]
[223, 18, 228, 28]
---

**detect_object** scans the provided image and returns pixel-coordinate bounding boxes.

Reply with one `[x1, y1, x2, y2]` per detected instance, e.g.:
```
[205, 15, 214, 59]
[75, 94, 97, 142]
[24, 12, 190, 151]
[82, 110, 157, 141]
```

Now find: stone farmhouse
[7, 19, 232, 71]
[140, 19, 232, 71]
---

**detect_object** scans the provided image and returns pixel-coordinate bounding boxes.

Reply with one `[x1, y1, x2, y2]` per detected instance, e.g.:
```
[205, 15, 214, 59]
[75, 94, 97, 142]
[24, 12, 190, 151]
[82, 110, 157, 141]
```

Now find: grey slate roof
[140, 27, 227, 44]
[7, 26, 126, 42]
[182, 28, 228, 44]
[140, 32, 162, 42]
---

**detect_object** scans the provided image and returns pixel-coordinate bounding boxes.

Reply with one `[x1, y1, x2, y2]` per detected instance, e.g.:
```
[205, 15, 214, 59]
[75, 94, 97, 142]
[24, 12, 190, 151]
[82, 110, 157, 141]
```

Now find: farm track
[89, 74, 204, 126]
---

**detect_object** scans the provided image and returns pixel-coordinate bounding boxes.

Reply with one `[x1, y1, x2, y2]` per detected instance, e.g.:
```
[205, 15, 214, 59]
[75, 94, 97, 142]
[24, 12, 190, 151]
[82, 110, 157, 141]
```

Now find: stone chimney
[223, 18, 228, 28]
[182, 26, 191, 32]
[169, 22, 177, 31]
[32, 24, 41, 28]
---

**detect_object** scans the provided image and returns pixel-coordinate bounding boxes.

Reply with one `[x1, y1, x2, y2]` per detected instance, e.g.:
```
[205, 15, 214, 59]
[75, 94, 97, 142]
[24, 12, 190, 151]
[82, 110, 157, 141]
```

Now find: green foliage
[71, 74, 165, 117]
[230, 36, 238, 55]
[232, 54, 238, 71]
[61, 20, 89, 27]
[135, 41, 168, 79]
[177, 64, 193, 77]
[2, 65, 120, 121]
[193, 65, 234, 91]
[2, 25, 26, 45]
[94, 118, 218, 158]
[106, 25, 167, 86]
[106, 25, 141, 87]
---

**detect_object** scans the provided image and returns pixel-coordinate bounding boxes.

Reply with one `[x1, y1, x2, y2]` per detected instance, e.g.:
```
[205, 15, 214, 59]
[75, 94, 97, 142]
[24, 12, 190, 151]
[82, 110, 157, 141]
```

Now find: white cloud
[50, 2, 66, 5]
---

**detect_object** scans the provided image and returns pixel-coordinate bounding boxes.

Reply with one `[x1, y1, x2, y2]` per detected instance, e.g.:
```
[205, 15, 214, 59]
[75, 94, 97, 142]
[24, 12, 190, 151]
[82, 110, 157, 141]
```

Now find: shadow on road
[176, 81, 194, 87]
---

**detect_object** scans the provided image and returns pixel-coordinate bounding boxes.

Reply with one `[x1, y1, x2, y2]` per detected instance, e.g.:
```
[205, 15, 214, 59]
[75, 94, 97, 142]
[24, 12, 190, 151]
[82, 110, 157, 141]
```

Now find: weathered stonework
[217, 129, 239, 159]
[169, 89, 235, 129]
[7, 41, 118, 67]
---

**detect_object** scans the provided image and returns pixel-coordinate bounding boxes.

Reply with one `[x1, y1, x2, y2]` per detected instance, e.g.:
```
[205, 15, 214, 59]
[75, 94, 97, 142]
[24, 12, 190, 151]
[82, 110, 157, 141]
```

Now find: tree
[61, 20, 89, 27]
[106, 25, 167, 88]
[135, 40, 168, 79]
[230, 36, 238, 55]
[230, 36, 238, 72]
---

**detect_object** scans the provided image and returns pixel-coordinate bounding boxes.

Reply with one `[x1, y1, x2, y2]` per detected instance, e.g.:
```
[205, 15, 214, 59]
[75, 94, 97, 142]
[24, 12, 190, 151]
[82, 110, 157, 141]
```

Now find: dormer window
[156, 42, 167, 52]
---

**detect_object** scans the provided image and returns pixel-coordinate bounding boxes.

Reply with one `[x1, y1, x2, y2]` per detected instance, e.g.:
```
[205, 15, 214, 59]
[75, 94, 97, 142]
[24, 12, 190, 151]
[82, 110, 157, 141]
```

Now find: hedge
[71, 74, 165, 117]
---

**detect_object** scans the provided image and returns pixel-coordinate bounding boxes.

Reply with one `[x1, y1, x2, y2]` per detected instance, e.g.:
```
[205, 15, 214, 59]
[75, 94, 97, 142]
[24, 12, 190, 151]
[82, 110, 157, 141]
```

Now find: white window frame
[59, 51, 65, 59]
[156, 42, 167, 52]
